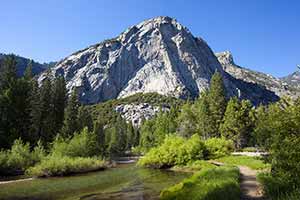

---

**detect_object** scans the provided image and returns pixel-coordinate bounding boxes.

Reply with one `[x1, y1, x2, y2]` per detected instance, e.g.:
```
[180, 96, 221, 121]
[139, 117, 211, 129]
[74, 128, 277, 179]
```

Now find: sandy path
[239, 166, 265, 200]
[208, 161, 266, 200]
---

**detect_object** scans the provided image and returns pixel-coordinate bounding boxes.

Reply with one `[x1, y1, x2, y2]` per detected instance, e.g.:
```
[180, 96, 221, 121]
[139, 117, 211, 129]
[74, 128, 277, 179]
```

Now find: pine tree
[77, 105, 93, 132]
[24, 60, 33, 81]
[220, 97, 253, 149]
[140, 119, 156, 150]
[18, 61, 34, 142]
[51, 76, 67, 134]
[133, 128, 140, 147]
[93, 120, 106, 156]
[39, 78, 54, 143]
[0, 55, 17, 91]
[28, 80, 42, 144]
[0, 56, 20, 148]
[61, 89, 80, 138]
[126, 123, 136, 150]
[208, 71, 227, 137]
[177, 102, 197, 137]
[195, 91, 214, 139]
[106, 116, 128, 156]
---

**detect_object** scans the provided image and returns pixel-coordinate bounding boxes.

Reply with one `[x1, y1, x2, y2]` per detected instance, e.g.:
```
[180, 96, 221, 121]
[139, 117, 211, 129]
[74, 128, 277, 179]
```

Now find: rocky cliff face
[115, 103, 169, 127]
[216, 51, 300, 98]
[39, 16, 284, 105]
[280, 71, 300, 89]
[39, 16, 236, 104]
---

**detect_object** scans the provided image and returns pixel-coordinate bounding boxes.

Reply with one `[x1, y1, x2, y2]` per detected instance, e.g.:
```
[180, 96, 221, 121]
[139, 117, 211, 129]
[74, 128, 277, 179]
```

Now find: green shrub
[0, 151, 9, 174]
[258, 173, 300, 200]
[26, 155, 107, 177]
[7, 139, 33, 171]
[0, 139, 45, 175]
[138, 134, 206, 168]
[160, 166, 240, 200]
[51, 128, 98, 158]
[205, 138, 234, 158]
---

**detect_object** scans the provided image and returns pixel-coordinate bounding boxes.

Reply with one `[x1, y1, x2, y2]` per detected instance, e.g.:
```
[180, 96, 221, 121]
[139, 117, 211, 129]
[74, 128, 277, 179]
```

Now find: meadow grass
[171, 160, 216, 172]
[160, 166, 240, 200]
[216, 155, 270, 170]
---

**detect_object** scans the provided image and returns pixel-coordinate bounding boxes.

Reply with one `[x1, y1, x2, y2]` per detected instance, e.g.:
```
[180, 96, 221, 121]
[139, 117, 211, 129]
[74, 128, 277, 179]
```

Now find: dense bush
[160, 166, 240, 200]
[258, 173, 300, 200]
[204, 138, 234, 158]
[51, 128, 98, 158]
[255, 99, 300, 198]
[26, 155, 107, 177]
[0, 139, 45, 175]
[138, 135, 206, 168]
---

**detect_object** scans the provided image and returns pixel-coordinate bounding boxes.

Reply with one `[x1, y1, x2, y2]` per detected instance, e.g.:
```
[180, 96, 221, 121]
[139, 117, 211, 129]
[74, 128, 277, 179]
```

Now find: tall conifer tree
[208, 71, 227, 137]
[61, 89, 80, 138]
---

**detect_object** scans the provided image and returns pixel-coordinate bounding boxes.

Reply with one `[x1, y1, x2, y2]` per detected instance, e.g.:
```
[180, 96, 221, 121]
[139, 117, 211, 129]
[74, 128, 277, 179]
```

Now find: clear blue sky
[1, 0, 299, 77]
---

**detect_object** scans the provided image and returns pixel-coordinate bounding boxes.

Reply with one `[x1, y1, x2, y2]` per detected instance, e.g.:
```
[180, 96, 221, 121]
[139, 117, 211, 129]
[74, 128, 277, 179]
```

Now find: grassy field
[171, 160, 216, 172]
[216, 155, 270, 170]
[160, 165, 240, 200]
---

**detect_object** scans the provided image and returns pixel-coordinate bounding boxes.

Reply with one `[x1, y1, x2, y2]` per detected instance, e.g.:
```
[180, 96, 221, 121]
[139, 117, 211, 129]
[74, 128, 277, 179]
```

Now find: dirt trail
[239, 166, 265, 200]
[208, 161, 265, 200]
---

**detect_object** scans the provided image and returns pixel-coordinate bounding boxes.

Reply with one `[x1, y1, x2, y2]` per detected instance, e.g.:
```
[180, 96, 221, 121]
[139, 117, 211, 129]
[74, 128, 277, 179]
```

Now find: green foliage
[139, 108, 178, 151]
[216, 155, 270, 170]
[139, 118, 156, 151]
[26, 155, 107, 177]
[38, 77, 55, 142]
[61, 89, 80, 138]
[177, 102, 197, 137]
[0, 139, 45, 175]
[93, 120, 106, 156]
[171, 160, 216, 172]
[51, 76, 67, 135]
[0, 55, 33, 148]
[258, 173, 300, 200]
[205, 138, 234, 158]
[88, 92, 182, 125]
[77, 105, 93, 132]
[138, 135, 206, 168]
[194, 91, 214, 139]
[220, 98, 254, 149]
[255, 98, 300, 192]
[160, 166, 240, 200]
[106, 116, 128, 156]
[51, 128, 99, 158]
[208, 71, 227, 137]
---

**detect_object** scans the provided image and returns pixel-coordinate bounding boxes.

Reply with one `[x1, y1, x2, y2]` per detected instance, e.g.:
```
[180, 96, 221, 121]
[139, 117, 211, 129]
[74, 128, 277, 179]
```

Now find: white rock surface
[39, 16, 290, 105]
[115, 103, 169, 127]
[216, 51, 300, 98]
[39, 16, 233, 104]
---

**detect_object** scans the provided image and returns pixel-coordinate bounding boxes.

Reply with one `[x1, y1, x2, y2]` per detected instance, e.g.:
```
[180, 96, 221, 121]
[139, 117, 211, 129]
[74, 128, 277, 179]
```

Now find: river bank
[0, 163, 190, 200]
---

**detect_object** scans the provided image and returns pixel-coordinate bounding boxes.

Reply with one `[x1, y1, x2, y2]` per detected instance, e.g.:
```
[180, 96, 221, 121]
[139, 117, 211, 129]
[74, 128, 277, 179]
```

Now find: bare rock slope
[40, 16, 285, 105]
[216, 51, 300, 99]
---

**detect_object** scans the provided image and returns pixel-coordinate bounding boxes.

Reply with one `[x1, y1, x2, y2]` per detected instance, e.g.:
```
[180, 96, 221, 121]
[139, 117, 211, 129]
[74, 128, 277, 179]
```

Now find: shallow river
[0, 164, 190, 200]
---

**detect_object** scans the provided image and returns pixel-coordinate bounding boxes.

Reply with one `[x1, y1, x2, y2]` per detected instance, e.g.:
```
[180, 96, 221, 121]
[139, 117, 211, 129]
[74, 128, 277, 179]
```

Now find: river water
[0, 164, 190, 200]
